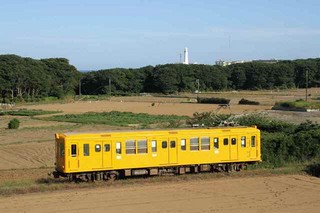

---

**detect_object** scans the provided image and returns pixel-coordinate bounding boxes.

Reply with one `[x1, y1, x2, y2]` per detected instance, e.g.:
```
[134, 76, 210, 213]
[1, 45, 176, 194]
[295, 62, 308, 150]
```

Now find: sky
[1, 0, 320, 70]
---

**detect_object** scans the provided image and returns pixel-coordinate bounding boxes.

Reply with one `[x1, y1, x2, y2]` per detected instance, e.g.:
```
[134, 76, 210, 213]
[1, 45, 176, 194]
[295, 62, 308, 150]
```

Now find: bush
[187, 112, 232, 127]
[187, 111, 320, 166]
[235, 113, 295, 133]
[197, 97, 230, 104]
[238, 98, 260, 105]
[272, 100, 320, 110]
[8, 118, 20, 129]
[306, 163, 320, 177]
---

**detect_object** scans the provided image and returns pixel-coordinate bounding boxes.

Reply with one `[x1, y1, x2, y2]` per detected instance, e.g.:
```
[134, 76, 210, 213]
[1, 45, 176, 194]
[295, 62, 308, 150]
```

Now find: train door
[69, 143, 79, 171]
[92, 141, 103, 169]
[250, 135, 258, 159]
[220, 137, 230, 161]
[230, 136, 238, 160]
[239, 135, 249, 160]
[213, 137, 220, 161]
[103, 141, 112, 168]
[159, 139, 169, 165]
[169, 138, 178, 164]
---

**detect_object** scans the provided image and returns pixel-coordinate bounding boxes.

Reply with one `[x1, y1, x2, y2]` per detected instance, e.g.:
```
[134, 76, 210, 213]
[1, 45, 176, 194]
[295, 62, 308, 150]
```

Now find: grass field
[43, 111, 187, 128]
[0, 109, 61, 116]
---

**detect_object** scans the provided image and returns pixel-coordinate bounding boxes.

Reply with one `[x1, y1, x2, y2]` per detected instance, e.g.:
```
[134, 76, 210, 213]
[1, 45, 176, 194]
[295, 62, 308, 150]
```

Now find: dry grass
[0, 165, 307, 197]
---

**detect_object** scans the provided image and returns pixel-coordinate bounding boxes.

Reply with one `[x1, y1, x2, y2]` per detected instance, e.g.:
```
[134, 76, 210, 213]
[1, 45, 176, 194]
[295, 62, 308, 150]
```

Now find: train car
[52, 126, 261, 181]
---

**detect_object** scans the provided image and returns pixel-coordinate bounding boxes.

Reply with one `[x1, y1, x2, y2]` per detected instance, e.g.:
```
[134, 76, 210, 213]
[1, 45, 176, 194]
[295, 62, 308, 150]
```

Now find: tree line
[0, 55, 80, 102]
[81, 59, 320, 95]
[1, 54, 320, 102]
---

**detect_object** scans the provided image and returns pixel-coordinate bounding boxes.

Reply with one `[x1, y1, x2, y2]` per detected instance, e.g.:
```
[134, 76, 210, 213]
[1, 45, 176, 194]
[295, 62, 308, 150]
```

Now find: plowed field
[0, 89, 319, 212]
[0, 175, 319, 213]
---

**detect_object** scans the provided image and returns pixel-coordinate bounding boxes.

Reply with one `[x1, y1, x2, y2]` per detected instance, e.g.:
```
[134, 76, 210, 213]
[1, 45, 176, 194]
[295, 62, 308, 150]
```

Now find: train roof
[57, 126, 259, 138]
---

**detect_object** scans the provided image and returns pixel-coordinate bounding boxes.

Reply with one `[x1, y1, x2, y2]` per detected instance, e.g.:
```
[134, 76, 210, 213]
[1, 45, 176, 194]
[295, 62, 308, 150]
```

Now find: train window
[83, 144, 90, 156]
[71, 144, 77, 157]
[190, 138, 199, 151]
[181, 139, 186, 151]
[162, 141, 167, 148]
[59, 143, 65, 157]
[95, 144, 101, 152]
[126, 140, 136, 154]
[104, 144, 110, 152]
[251, 136, 256, 147]
[170, 141, 176, 148]
[241, 136, 246, 148]
[214, 138, 219, 149]
[231, 138, 236, 145]
[151, 140, 157, 152]
[223, 138, 228, 146]
[201, 137, 210, 150]
[138, 140, 148, 154]
[116, 142, 121, 154]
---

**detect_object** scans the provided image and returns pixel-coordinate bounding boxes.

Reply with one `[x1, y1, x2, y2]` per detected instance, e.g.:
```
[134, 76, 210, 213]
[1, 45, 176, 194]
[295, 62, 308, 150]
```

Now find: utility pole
[109, 78, 112, 99]
[305, 69, 308, 101]
[79, 78, 81, 97]
[196, 79, 200, 98]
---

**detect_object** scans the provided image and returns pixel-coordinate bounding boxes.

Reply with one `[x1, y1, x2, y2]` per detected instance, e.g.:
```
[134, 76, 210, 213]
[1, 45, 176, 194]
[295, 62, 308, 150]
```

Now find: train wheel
[108, 172, 118, 181]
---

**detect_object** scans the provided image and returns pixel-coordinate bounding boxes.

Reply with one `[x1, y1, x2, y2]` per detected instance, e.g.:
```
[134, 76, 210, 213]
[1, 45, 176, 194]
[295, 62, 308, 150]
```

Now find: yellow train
[53, 126, 261, 181]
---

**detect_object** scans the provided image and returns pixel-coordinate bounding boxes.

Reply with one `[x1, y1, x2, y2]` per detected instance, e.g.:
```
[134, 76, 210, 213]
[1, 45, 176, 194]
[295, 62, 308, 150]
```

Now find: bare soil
[18, 88, 320, 118]
[0, 89, 319, 212]
[0, 116, 127, 170]
[20, 100, 270, 116]
[0, 175, 319, 213]
[0, 89, 319, 170]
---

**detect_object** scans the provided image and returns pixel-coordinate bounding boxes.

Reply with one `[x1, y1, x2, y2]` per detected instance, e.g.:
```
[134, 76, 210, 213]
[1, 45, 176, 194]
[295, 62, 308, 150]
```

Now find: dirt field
[21, 100, 271, 116]
[0, 116, 127, 170]
[17, 88, 319, 116]
[0, 89, 320, 170]
[0, 89, 319, 212]
[0, 175, 319, 213]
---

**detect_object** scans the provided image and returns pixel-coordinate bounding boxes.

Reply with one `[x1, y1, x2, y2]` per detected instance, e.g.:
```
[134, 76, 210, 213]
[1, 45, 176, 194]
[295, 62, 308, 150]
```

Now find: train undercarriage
[51, 162, 254, 182]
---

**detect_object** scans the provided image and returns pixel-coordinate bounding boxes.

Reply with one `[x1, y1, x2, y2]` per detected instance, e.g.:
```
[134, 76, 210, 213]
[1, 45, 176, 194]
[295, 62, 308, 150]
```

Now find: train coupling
[48, 171, 60, 178]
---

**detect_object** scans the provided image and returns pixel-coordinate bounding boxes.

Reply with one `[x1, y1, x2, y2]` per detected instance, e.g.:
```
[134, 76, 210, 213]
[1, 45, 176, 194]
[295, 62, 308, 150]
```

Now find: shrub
[306, 163, 320, 177]
[187, 112, 232, 127]
[8, 118, 20, 129]
[238, 98, 260, 105]
[197, 97, 230, 104]
[188, 111, 320, 166]
[272, 100, 320, 110]
[235, 113, 295, 133]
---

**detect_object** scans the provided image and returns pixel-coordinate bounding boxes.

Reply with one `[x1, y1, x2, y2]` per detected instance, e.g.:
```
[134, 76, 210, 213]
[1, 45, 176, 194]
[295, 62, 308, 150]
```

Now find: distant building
[215, 59, 279, 66]
[215, 59, 251, 66]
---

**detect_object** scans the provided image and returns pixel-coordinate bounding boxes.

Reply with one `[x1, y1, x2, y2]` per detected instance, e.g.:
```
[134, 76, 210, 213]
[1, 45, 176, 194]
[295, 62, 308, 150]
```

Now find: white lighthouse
[183, 47, 189, 65]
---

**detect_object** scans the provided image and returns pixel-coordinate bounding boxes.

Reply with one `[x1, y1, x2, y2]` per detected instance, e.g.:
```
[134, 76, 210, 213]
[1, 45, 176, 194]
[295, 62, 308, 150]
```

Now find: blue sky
[1, 0, 320, 70]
